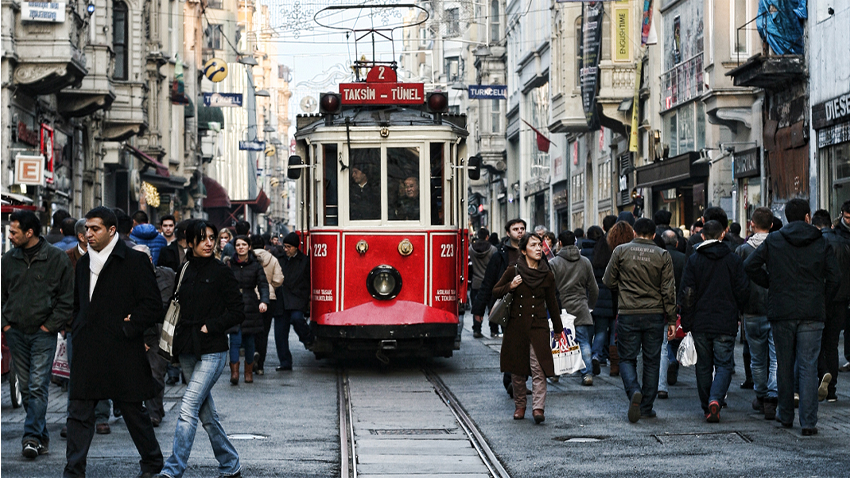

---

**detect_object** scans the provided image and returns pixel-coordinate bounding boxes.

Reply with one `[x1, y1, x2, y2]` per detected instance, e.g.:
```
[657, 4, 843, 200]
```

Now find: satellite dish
[300, 96, 317, 113]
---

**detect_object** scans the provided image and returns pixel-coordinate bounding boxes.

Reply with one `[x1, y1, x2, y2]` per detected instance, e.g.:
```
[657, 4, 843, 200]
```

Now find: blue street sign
[239, 141, 265, 151]
[468, 85, 507, 100]
[203, 93, 243, 107]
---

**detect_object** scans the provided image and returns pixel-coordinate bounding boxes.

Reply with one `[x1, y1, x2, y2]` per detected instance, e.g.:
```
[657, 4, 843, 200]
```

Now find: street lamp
[238, 56, 258, 66]
[255, 89, 271, 97]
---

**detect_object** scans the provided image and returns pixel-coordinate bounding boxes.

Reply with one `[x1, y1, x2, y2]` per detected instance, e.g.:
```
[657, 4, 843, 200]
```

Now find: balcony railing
[660, 52, 704, 112]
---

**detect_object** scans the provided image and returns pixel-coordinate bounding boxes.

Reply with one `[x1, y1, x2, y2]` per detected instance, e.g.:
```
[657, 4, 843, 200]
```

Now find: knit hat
[283, 232, 300, 248]
[617, 211, 636, 226]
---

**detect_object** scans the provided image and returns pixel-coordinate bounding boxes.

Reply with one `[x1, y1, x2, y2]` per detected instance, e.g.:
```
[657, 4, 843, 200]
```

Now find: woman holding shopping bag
[492, 233, 563, 424]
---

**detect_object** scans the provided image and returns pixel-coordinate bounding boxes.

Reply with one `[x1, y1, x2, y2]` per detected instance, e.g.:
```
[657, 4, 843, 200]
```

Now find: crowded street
[3, 317, 849, 477]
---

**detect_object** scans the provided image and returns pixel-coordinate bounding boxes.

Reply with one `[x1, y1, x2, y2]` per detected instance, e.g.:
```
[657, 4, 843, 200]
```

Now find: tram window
[323, 144, 338, 226]
[388, 147, 420, 221]
[430, 143, 444, 225]
[349, 148, 381, 221]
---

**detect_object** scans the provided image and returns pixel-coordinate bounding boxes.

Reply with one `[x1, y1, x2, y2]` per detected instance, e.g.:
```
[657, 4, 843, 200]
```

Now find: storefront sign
[580, 2, 604, 129]
[203, 93, 242, 107]
[15, 155, 45, 186]
[733, 147, 760, 179]
[817, 121, 850, 148]
[614, 3, 631, 62]
[812, 91, 850, 130]
[21, 2, 65, 22]
[468, 85, 507, 99]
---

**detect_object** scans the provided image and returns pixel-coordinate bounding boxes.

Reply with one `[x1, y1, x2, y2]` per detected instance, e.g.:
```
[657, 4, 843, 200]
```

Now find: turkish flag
[522, 119, 552, 153]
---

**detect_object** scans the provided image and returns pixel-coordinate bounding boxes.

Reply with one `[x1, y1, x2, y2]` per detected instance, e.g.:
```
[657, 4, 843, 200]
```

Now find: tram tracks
[337, 365, 510, 478]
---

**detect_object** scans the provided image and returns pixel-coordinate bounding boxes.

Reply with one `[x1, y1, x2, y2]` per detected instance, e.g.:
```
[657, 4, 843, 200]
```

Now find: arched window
[113, 1, 128, 80]
[490, 0, 500, 43]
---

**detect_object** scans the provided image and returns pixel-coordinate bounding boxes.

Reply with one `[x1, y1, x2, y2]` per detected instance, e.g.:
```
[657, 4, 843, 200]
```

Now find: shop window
[824, 143, 850, 214]
[113, 2, 129, 80]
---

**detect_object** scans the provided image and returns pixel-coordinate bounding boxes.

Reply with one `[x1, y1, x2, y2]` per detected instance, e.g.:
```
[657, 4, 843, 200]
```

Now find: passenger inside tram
[388, 147, 421, 221]
[392, 177, 420, 221]
[349, 152, 380, 220]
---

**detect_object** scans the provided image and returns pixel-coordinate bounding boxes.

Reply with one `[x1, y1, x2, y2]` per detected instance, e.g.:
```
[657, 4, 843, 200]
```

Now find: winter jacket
[469, 240, 496, 290]
[549, 246, 598, 326]
[229, 252, 270, 335]
[130, 223, 167, 265]
[686, 230, 737, 257]
[471, 242, 520, 316]
[1, 238, 74, 334]
[55, 235, 78, 251]
[579, 239, 596, 261]
[172, 254, 245, 358]
[254, 248, 284, 301]
[822, 221, 850, 302]
[667, 246, 687, 295]
[743, 221, 841, 322]
[603, 237, 677, 324]
[144, 265, 176, 348]
[278, 249, 310, 313]
[45, 227, 64, 244]
[736, 234, 769, 316]
[679, 241, 750, 336]
[158, 241, 185, 272]
[590, 239, 615, 319]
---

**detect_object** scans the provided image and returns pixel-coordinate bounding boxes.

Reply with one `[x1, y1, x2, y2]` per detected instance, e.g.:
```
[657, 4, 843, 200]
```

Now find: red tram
[288, 63, 478, 361]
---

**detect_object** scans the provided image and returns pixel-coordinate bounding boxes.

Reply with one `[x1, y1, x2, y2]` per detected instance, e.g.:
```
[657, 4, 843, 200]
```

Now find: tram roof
[295, 106, 468, 138]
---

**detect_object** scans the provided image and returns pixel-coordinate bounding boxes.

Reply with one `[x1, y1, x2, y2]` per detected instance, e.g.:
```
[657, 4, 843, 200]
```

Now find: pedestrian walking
[55, 217, 79, 251]
[743, 198, 841, 436]
[228, 235, 270, 385]
[46, 209, 71, 244]
[215, 227, 236, 262]
[158, 220, 189, 274]
[160, 215, 177, 245]
[64, 207, 164, 478]
[252, 235, 284, 375]
[156, 220, 245, 478]
[274, 232, 315, 371]
[815, 203, 850, 402]
[736, 207, 779, 419]
[492, 233, 563, 424]
[549, 230, 598, 385]
[589, 216, 619, 376]
[130, 210, 168, 265]
[469, 227, 497, 338]
[678, 220, 750, 423]
[659, 229, 687, 398]
[603, 218, 677, 423]
[2, 210, 74, 459]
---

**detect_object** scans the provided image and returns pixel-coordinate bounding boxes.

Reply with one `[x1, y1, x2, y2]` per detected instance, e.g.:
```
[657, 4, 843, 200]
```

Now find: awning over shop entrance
[231, 189, 270, 214]
[635, 152, 707, 189]
[202, 175, 231, 209]
[125, 144, 170, 177]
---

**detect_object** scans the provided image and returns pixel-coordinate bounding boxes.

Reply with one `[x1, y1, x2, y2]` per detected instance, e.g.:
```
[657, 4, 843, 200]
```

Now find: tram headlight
[367, 265, 402, 300]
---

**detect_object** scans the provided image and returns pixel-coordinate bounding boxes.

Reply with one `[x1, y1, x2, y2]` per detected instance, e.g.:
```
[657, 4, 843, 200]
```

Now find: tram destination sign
[339, 82, 425, 105]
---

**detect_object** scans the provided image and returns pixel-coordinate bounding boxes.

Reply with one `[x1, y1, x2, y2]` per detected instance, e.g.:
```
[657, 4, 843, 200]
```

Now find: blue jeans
[772, 320, 824, 429]
[160, 352, 240, 478]
[274, 310, 313, 368]
[617, 314, 665, 414]
[228, 329, 255, 365]
[591, 314, 613, 362]
[5, 327, 57, 445]
[744, 315, 778, 398]
[692, 333, 736, 413]
[575, 325, 594, 375]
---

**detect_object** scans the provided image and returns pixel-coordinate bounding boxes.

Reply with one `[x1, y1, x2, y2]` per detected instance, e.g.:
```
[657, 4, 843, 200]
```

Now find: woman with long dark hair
[492, 233, 563, 424]
[157, 220, 244, 478]
[227, 235, 269, 385]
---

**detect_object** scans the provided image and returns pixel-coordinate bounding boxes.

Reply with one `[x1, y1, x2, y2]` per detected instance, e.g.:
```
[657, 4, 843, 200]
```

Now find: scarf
[89, 233, 119, 300]
[747, 232, 768, 250]
[516, 254, 550, 290]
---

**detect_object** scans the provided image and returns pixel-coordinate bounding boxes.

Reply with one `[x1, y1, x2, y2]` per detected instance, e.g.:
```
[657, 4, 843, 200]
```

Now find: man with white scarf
[65, 207, 164, 478]
[736, 207, 779, 420]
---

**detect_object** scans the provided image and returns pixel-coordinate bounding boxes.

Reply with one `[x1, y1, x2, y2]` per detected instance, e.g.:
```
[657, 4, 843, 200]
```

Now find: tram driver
[350, 163, 380, 220]
[391, 177, 420, 221]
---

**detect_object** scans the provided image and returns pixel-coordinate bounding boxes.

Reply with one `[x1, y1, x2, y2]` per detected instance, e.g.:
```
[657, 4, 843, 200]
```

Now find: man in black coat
[659, 229, 687, 392]
[64, 207, 164, 478]
[743, 198, 841, 435]
[678, 220, 750, 422]
[274, 232, 314, 371]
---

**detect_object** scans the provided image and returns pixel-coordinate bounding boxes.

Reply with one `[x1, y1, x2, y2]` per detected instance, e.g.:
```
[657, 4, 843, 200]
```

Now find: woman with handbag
[492, 233, 563, 424]
[227, 235, 270, 385]
[156, 220, 245, 478]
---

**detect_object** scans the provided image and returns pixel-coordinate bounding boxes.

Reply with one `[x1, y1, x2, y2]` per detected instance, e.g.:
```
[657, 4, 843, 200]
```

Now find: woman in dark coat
[159, 220, 245, 478]
[227, 235, 269, 385]
[492, 233, 563, 424]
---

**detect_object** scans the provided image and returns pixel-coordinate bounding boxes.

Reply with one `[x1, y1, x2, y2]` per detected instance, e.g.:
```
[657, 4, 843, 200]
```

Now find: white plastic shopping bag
[551, 311, 585, 375]
[52, 334, 70, 379]
[677, 332, 697, 367]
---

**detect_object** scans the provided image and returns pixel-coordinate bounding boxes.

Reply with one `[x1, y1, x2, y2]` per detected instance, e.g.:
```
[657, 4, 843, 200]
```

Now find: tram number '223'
[440, 244, 454, 258]
[313, 244, 328, 257]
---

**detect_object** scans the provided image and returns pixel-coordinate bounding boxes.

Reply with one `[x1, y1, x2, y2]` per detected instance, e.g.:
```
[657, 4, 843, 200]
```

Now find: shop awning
[198, 106, 224, 130]
[231, 189, 270, 214]
[635, 152, 707, 189]
[202, 175, 231, 209]
[125, 144, 169, 177]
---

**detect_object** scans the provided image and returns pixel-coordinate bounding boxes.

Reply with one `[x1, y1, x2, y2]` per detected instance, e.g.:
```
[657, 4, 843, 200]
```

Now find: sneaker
[827, 395, 838, 403]
[491, 332, 503, 338]
[581, 374, 593, 386]
[707, 400, 721, 423]
[592, 358, 601, 376]
[472, 331, 484, 339]
[36, 442, 49, 455]
[839, 362, 850, 372]
[22, 442, 38, 459]
[667, 361, 679, 386]
[628, 392, 643, 423]
[818, 373, 832, 402]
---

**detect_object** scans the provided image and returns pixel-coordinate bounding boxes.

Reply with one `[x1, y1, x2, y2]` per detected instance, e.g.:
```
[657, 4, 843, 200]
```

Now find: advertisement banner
[640, 0, 654, 47]
[203, 93, 243, 107]
[580, 2, 604, 130]
[468, 85, 508, 99]
[614, 4, 631, 62]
